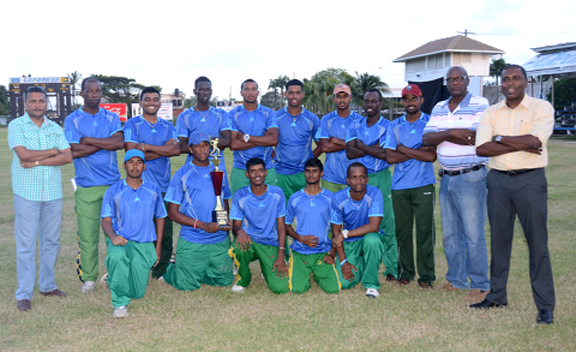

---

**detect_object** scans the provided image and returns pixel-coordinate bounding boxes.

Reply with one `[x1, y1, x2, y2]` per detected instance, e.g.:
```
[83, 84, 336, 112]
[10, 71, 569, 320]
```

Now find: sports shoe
[434, 281, 459, 292]
[231, 284, 246, 294]
[81, 281, 96, 293]
[157, 276, 165, 282]
[113, 305, 129, 318]
[465, 289, 489, 302]
[366, 288, 379, 298]
[100, 273, 108, 286]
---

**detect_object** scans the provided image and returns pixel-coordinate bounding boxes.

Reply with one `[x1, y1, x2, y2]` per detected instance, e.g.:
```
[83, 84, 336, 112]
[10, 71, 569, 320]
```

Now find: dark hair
[246, 157, 265, 170]
[304, 158, 323, 172]
[81, 77, 101, 91]
[347, 162, 368, 177]
[241, 79, 258, 90]
[140, 86, 161, 101]
[285, 79, 303, 91]
[195, 76, 212, 89]
[502, 64, 528, 79]
[365, 88, 382, 102]
[24, 86, 47, 100]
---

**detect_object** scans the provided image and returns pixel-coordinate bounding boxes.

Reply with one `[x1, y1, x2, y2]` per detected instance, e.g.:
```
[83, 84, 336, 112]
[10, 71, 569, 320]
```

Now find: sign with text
[100, 103, 128, 122]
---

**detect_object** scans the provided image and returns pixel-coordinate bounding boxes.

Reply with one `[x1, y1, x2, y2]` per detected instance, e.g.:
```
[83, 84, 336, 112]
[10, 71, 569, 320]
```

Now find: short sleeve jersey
[316, 111, 362, 184]
[285, 188, 334, 255]
[330, 185, 384, 243]
[164, 161, 232, 244]
[101, 180, 167, 243]
[64, 107, 122, 187]
[274, 107, 320, 175]
[230, 185, 286, 246]
[228, 104, 278, 170]
[382, 113, 436, 190]
[346, 116, 391, 174]
[124, 115, 177, 192]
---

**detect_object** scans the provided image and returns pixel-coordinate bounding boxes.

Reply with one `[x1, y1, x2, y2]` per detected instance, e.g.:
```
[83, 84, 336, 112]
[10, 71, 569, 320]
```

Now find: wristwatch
[342, 229, 349, 239]
[495, 135, 503, 143]
[244, 134, 251, 143]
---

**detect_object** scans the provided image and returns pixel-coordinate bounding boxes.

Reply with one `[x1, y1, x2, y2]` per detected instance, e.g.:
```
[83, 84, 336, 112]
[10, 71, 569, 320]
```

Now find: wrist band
[35, 161, 39, 166]
[340, 259, 348, 266]
[279, 246, 285, 250]
[194, 219, 198, 229]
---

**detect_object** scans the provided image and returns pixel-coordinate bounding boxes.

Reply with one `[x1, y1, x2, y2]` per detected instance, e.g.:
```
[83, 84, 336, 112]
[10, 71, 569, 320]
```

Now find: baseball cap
[333, 84, 352, 96]
[124, 149, 146, 163]
[189, 131, 210, 146]
[402, 84, 422, 98]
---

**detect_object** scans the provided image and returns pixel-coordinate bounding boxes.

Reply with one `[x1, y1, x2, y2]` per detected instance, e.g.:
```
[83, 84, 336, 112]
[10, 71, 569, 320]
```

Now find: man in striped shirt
[423, 66, 490, 303]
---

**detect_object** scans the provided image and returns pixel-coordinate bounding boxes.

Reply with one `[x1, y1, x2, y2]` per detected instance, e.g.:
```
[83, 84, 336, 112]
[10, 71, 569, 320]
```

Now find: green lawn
[0, 127, 574, 351]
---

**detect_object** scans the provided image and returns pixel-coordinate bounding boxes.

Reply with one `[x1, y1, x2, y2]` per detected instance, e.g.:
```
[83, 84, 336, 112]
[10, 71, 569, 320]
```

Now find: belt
[439, 165, 485, 177]
[493, 168, 540, 176]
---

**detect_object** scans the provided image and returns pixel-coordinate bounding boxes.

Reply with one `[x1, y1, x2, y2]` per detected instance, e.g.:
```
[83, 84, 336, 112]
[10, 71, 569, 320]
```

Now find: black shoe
[469, 298, 506, 309]
[536, 309, 553, 324]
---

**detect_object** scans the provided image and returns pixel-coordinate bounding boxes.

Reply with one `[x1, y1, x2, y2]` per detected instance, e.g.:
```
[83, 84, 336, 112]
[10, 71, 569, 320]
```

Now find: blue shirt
[64, 107, 122, 187]
[274, 107, 320, 175]
[176, 106, 229, 169]
[227, 104, 277, 170]
[164, 161, 232, 245]
[382, 114, 436, 190]
[101, 180, 167, 243]
[346, 116, 391, 174]
[124, 115, 177, 192]
[285, 188, 334, 255]
[316, 111, 362, 184]
[230, 185, 286, 246]
[330, 185, 384, 243]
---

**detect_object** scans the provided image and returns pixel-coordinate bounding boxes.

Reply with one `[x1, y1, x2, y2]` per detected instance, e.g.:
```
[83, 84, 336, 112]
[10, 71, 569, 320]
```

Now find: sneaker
[366, 288, 379, 298]
[100, 273, 108, 286]
[465, 289, 489, 302]
[157, 276, 165, 282]
[81, 281, 96, 293]
[113, 305, 128, 318]
[434, 281, 459, 292]
[169, 254, 176, 264]
[231, 284, 246, 294]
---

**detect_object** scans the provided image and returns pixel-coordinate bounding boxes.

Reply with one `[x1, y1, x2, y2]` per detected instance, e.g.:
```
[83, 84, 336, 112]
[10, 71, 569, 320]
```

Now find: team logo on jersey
[134, 197, 141, 202]
[258, 203, 265, 208]
[200, 118, 205, 122]
[250, 117, 254, 122]
[151, 129, 157, 133]
[311, 202, 316, 207]
[410, 129, 416, 134]
[291, 122, 297, 127]
[92, 122, 98, 127]
[341, 124, 345, 129]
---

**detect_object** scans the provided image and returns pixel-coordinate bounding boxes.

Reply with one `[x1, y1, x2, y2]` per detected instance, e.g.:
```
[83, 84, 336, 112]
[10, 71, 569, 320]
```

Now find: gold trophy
[209, 139, 228, 228]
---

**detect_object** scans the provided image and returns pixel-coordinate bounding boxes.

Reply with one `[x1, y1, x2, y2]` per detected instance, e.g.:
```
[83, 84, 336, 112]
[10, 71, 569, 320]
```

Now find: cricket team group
[9, 64, 555, 324]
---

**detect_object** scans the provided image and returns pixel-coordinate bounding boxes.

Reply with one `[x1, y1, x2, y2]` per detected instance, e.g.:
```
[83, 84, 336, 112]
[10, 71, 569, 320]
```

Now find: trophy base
[212, 209, 229, 228]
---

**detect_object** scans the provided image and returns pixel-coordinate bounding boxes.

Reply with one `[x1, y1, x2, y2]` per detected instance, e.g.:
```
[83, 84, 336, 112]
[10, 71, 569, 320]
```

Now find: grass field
[0, 127, 574, 351]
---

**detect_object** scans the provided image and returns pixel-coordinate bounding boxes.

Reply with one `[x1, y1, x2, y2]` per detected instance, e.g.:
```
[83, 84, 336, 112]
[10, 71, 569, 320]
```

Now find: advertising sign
[100, 103, 128, 122]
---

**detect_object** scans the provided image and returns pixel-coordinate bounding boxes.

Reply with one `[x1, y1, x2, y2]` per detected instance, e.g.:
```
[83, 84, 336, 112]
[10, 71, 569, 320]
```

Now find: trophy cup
[209, 139, 229, 228]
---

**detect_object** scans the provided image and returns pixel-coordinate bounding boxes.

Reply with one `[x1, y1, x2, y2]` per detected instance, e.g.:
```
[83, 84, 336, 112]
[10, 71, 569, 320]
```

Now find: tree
[260, 91, 279, 110]
[0, 85, 9, 115]
[353, 72, 392, 111]
[268, 75, 290, 110]
[91, 74, 146, 117]
[546, 78, 576, 112]
[490, 58, 507, 85]
[67, 71, 82, 106]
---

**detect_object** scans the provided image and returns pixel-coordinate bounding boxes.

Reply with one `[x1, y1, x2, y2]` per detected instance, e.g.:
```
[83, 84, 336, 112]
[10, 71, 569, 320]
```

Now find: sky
[2, 0, 575, 101]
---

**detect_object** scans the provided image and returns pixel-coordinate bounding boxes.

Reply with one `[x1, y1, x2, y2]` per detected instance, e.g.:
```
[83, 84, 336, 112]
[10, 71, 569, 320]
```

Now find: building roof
[531, 42, 576, 54]
[524, 42, 576, 76]
[393, 35, 504, 62]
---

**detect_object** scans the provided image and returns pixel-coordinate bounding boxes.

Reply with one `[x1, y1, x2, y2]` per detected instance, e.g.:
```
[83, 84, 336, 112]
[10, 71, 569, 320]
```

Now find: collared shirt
[382, 113, 436, 190]
[124, 115, 177, 192]
[424, 93, 489, 170]
[274, 107, 320, 175]
[316, 111, 362, 184]
[176, 106, 229, 169]
[346, 116, 391, 174]
[230, 185, 286, 246]
[227, 104, 277, 170]
[164, 161, 232, 244]
[8, 114, 70, 202]
[476, 94, 554, 170]
[64, 107, 122, 187]
[330, 185, 384, 243]
[101, 180, 167, 243]
[285, 188, 334, 255]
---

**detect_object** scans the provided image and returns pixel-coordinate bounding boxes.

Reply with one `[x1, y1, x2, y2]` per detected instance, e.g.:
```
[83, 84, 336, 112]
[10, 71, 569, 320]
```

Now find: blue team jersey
[176, 106, 229, 169]
[101, 180, 167, 243]
[346, 116, 391, 174]
[64, 107, 122, 187]
[330, 185, 384, 243]
[285, 188, 334, 255]
[230, 185, 286, 246]
[274, 107, 320, 175]
[164, 161, 232, 245]
[228, 104, 277, 170]
[382, 113, 436, 191]
[124, 115, 177, 192]
[316, 111, 362, 184]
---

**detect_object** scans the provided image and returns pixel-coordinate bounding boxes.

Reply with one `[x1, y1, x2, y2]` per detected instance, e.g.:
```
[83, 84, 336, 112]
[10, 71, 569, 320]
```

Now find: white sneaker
[100, 273, 108, 286]
[113, 305, 128, 318]
[366, 288, 379, 298]
[231, 284, 246, 293]
[81, 281, 96, 293]
[157, 276, 165, 282]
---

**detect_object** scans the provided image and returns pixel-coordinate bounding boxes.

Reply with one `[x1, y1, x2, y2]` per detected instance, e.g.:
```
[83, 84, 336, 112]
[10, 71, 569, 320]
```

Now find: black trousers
[485, 168, 555, 310]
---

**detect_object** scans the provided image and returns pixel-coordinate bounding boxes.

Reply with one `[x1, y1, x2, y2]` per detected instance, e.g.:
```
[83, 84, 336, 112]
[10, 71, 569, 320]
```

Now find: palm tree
[489, 58, 507, 85]
[67, 71, 82, 106]
[268, 75, 290, 110]
[354, 72, 392, 116]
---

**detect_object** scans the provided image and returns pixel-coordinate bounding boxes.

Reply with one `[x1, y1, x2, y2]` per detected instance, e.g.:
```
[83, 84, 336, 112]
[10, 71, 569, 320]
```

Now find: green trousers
[289, 251, 340, 294]
[336, 232, 384, 290]
[151, 195, 173, 279]
[75, 185, 109, 282]
[105, 238, 156, 308]
[231, 167, 277, 195]
[276, 172, 306, 201]
[321, 179, 348, 194]
[163, 236, 234, 291]
[368, 168, 398, 279]
[230, 240, 289, 294]
[392, 184, 436, 284]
